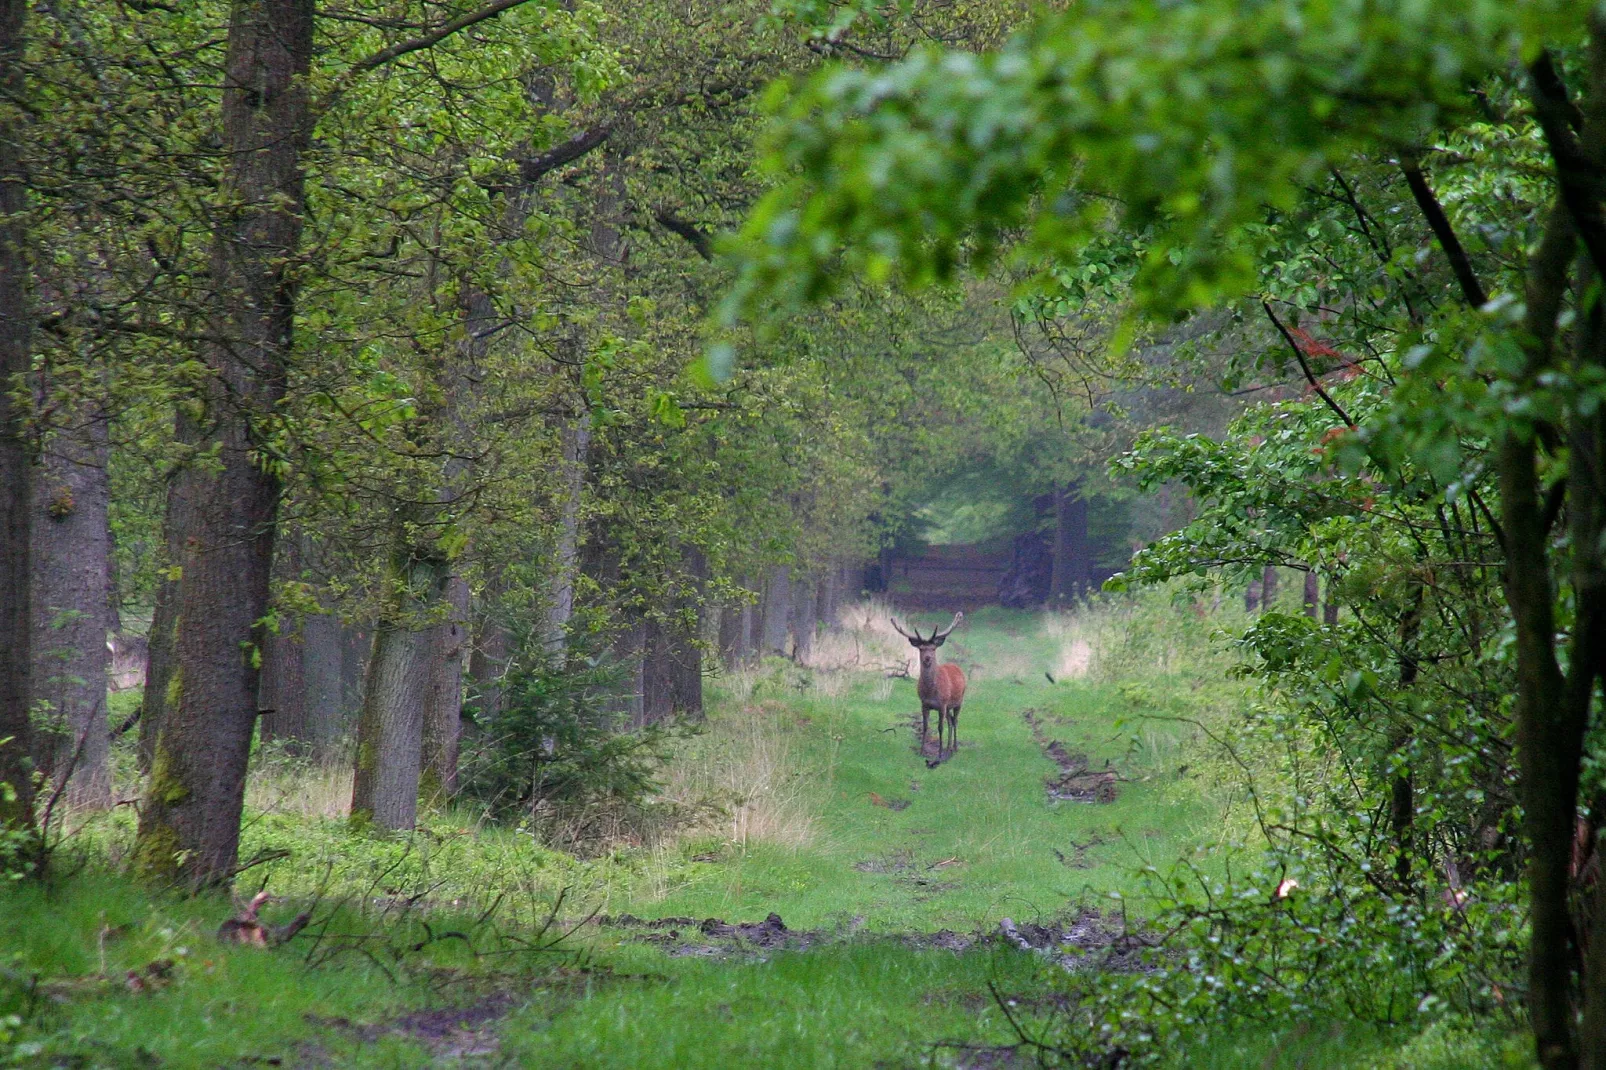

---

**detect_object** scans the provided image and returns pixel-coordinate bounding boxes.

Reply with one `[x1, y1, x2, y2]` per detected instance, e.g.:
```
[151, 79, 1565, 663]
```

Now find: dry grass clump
[654, 701, 828, 850]
[246, 749, 353, 821]
[806, 597, 916, 676]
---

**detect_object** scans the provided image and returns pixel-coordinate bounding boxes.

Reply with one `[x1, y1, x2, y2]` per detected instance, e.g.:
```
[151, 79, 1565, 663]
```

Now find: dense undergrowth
[3, 593, 1535, 1067]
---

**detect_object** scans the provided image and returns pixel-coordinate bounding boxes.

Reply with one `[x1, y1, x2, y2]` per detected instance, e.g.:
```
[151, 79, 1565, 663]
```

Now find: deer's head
[890, 612, 963, 672]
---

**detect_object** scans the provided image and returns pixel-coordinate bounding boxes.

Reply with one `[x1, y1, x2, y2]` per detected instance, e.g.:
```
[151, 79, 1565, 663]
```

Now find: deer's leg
[948, 706, 959, 757]
[920, 706, 930, 749]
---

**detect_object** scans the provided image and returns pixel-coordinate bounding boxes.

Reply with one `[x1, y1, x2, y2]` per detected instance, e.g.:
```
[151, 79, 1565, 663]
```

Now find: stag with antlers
[891, 612, 966, 766]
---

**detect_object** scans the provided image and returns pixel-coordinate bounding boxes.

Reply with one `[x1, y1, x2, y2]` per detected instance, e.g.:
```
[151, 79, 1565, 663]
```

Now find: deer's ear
[908, 637, 921, 647]
[933, 637, 945, 648]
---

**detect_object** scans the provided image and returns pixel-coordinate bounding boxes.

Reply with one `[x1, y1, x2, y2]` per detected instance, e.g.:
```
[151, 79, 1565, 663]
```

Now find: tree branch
[654, 210, 713, 261]
[1399, 156, 1488, 308]
[518, 124, 612, 183]
[1528, 50, 1606, 278]
[315, 0, 538, 120]
[1261, 302, 1356, 429]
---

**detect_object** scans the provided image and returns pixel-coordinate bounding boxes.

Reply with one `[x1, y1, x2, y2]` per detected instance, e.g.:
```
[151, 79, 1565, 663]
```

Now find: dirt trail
[1022, 708, 1121, 803]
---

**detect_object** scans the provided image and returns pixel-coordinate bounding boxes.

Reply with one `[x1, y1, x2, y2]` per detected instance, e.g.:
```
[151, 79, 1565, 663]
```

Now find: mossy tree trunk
[133, 0, 314, 888]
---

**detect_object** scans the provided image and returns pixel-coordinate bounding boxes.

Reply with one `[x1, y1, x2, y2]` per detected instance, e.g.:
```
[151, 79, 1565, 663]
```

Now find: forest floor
[0, 608, 1525, 1067]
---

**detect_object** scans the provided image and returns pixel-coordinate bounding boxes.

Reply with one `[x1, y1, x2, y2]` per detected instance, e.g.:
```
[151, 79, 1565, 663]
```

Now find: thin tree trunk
[259, 540, 310, 754]
[718, 598, 744, 669]
[341, 621, 371, 720]
[545, 421, 589, 661]
[1259, 565, 1279, 611]
[468, 613, 509, 724]
[258, 622, 310, 754]
[1323, 576, 1339, 625]
[29, 407, 112, 808]
[1303, 571, 1319, 619]
[1499, 201, 1579, 1070]
[421, 574, 469, 807]
[0, 0, 37, 847]
[133, 0, 314, 887]
[790, 572, 815, 664]
[301, 611, 343, 755]
[762, 565, 791, 655]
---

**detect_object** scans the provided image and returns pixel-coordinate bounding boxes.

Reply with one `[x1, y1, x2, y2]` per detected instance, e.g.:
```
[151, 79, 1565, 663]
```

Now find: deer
[890, 612, 966, 766]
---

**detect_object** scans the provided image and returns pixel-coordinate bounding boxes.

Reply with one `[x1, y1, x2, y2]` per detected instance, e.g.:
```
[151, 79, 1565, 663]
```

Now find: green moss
[146, 743, 190, 806]
[129, 821, 182, 882]
[164, 664, 182, 709]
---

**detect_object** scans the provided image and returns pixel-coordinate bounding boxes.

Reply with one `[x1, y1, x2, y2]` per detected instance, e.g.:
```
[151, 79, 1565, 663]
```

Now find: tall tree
[133, 0, 315, 886]
[0, 0, 36, 853]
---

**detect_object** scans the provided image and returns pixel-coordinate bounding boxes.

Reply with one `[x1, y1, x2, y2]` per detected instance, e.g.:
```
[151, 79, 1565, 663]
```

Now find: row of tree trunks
[29, 406, 112, 807]
[715, 563, 857, 670]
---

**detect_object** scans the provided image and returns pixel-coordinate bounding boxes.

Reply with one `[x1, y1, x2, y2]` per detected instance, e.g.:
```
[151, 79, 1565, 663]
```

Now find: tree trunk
[421, 574, 470, 807]
[29, 408, 112, 808]
[1244, 579, 1261, 613]
[341, 621, 371, 720]
[257, 622, 310, 755]
[1499, 202, 1582, 1070]
[0, 0, 37, 849]
[468, 613, 510, 725]
[134, 0, 314, 887]
[1259, 566, 1279, 611]
[790, 572, 816, 664]
[258, 540, 310, 754]
[545, 421, 589, 661]
[1322, 576, 1339, 625]
[718, 599, 744, 669]
[350, 617, 429, 831]
[301, 611, 344, 755]
[641, 619, 674, 726]
[1050, 482, 1090, 606]
[1303, 571, 1319, 619]
[762, 565, 791, 655]
[137, 481, 183, 774]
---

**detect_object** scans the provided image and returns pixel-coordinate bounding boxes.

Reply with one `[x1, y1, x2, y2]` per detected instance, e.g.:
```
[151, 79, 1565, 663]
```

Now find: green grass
[3, 603, 1528, 1067]
[598, 606, 1227, 931]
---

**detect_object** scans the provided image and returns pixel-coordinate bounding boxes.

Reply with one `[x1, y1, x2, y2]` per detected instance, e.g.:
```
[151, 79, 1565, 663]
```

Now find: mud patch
[1023, 709, 1121, 804]
[854, 849, 915, 874]
[867, 791, 912, 811]
[597, 911, 823, 958]
[997, 909, 1155, 972]
[309, 994, 517, 1060]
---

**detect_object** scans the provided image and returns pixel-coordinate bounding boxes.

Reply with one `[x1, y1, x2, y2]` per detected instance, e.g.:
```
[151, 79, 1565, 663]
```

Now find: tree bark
[341, 620, 371, 720]
[350, 615, 429, 831]
[29, 407, 112, 808]
[258, 541, 310, 754]
[468, 612, 509, 724]
[258, 623, 309, 754]
[301, 611, 344, 755]
[0, 0, 37, 849]
[134, 0, 314, 887]
[137, 480, 183, 774]
[1259, 565, 1279, 612]
[1322, 575, 1339, 625]
[1302, 571, 1319, 619]
[544, 421, 589, 661]
[421, 574, 469, 807]
[762, 565, 791, 655]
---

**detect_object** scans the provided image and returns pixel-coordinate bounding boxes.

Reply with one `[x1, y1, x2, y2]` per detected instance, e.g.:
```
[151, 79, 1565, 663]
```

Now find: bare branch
[1261, 302, 1356, 430]
[1399, 156, 1488, 308]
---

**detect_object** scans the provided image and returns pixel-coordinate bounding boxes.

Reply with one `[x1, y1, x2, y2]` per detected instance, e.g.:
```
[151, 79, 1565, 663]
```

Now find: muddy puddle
[1022, 709, 1121, 803]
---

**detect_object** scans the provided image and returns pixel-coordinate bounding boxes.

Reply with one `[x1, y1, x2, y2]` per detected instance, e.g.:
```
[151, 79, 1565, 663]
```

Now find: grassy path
[607, 607, 1212, 932]
[1, 609, 1237, 1068]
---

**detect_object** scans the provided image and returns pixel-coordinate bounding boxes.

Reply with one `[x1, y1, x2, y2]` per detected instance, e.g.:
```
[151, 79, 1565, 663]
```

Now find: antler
[931, 611, 964, 641]
[889, 617, 924, 642]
